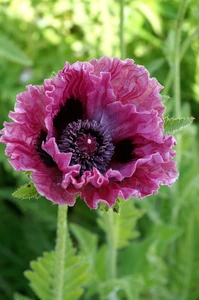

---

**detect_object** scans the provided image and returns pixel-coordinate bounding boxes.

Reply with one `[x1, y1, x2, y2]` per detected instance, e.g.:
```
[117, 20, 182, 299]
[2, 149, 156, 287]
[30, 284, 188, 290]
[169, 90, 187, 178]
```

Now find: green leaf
[97, 276, 143, 300]
[13, 293, 33, 300]
[70, 223, 98, 260]
[25, 235, 90, 300]
[0, 35, 32, 66]
[98, 199, 143, 249]
[133, 2, 162, 35]
[95, 245, 107, 281]
[13, 181, 41, 199]
[70, 223, 99, 292]
[164, 117, 194, 135]
[25, 251, 55, 300]
[162, 95, 171, 103]
[115, 276, 143, 300]
[148, 57, 166, 74]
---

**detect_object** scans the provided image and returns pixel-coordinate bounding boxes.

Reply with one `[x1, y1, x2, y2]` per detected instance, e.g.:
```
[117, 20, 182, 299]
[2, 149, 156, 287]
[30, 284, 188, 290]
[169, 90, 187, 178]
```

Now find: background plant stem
[119, 0, 125, 59]
[174, 0, 189, 119]
[172, 0, 189, 175]
[171, 0, 189, 237]
[54, 205, 68, 300]
[107, 210, 117, 279]
[105, 0, 126, 281]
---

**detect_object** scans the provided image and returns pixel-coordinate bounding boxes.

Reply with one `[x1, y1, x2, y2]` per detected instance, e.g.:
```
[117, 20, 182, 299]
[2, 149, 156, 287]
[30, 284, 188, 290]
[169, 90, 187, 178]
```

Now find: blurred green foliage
[0, 0, 199, 299]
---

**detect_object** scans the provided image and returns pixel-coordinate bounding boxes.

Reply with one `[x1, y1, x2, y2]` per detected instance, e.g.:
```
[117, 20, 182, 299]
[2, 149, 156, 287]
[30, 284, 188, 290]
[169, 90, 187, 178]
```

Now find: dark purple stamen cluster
[58, 119, 115, 174]
[36, 98, 134, 173]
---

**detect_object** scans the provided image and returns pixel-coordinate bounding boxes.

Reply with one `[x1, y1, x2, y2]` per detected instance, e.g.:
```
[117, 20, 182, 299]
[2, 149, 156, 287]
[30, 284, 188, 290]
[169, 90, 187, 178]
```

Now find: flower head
[0, 57, 178, 209]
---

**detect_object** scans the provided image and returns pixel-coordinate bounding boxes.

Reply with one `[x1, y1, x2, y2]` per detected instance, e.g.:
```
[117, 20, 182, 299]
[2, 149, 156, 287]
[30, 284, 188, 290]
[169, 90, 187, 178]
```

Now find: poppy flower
[0, 57, 178, 209]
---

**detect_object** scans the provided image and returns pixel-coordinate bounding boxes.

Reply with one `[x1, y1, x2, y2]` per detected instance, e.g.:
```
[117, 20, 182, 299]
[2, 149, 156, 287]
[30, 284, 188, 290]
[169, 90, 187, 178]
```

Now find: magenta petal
[85, 72, 116, 122]
[100, 101, 163, 143]
[91, 57, 165, 116]
[119, 153, 178, 198]
[31, 170, 76, 206]
[43, 61, 116, 137]
[80, 182, 123, 209]
[42, 138, 76, 172]
[11, 85, 47, 130]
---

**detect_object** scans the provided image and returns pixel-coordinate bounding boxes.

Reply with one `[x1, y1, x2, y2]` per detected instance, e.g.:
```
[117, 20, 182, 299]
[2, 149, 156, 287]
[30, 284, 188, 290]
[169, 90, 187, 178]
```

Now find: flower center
[76, 133, 98, 155]
[58, 119, 114, 175]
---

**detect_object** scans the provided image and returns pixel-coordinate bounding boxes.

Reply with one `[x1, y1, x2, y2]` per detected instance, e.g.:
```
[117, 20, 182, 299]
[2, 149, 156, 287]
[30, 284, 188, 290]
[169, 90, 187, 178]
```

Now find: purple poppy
[0, 57, 178, 209]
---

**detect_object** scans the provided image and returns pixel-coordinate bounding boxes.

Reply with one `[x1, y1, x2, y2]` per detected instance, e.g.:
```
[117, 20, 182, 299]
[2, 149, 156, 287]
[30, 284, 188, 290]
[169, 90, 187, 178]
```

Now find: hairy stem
[54, 205, 68, 300]
[107, 210, 117, 279]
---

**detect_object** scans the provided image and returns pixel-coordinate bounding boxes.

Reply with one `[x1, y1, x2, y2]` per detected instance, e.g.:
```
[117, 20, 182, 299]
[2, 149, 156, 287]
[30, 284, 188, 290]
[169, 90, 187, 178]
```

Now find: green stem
[163, 28, 198, 96]
[174, 0, 189, 118]
[105, 0, 126, 282]
[107, 210, 117, 279]
[119, 0, 125, 59]
[163, 71, 173, 96]
[170, 0, 189, 240]
[173, 0, 189, 170]
[54, 205, 68, 300]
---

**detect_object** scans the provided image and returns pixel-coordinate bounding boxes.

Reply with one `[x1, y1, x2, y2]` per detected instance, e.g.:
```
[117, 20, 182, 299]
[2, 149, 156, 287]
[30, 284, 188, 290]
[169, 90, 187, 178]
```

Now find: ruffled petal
[0, 85, 49, 171]
[44, 61, 116, 138]
[119, 153, 178, 198]
[31, 169, 76, 206]
[100, 101, 163, 143]
[90, 56, 165, 116]
[78, 182, 123, 209]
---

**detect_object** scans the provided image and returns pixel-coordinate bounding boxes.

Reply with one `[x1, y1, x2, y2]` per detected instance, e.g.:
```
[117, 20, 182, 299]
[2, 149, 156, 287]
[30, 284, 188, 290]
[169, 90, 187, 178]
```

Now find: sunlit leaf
[0, 35, 32, 66]
[134, 1, 162, 35]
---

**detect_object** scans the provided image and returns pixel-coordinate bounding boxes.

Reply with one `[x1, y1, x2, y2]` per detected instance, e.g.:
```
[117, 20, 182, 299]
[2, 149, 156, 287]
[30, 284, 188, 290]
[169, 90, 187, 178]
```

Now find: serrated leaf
[25, 235, 90, 300]
[0, 35, 32, 66]
[98, 199, 143, 249]
[13, 181, 41, 199]
[164, 117, 194, 135]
